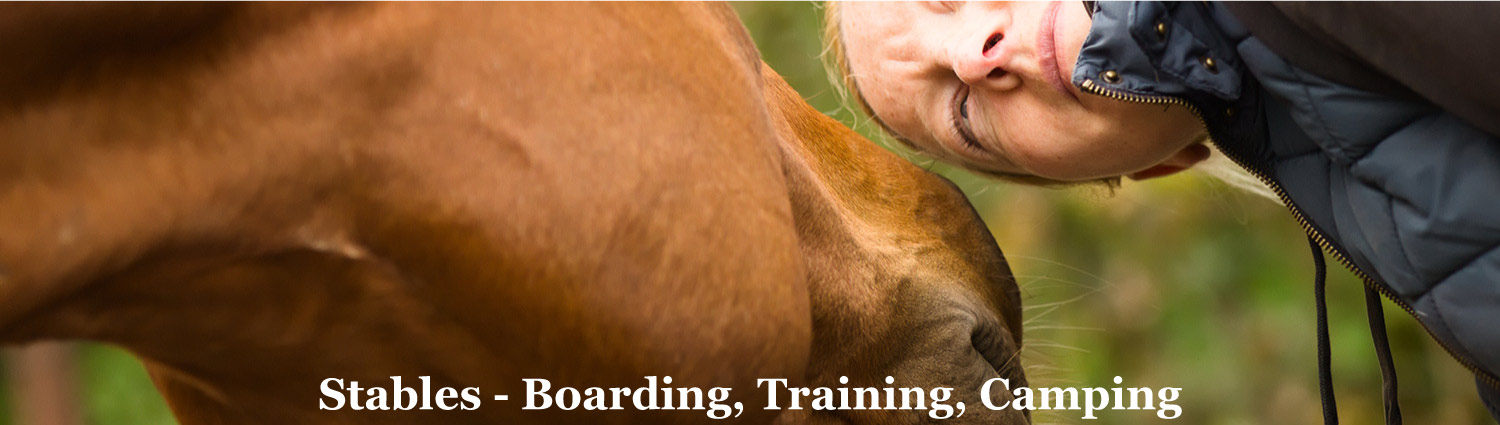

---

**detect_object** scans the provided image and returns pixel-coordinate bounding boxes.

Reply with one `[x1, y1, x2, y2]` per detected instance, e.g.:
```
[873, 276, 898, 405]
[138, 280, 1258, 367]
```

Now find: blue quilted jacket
[1077, 2, 1500, 422]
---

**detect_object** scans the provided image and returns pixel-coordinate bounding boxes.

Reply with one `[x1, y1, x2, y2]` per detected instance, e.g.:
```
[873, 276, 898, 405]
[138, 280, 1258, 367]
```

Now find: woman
[829, 2, 1500, 423]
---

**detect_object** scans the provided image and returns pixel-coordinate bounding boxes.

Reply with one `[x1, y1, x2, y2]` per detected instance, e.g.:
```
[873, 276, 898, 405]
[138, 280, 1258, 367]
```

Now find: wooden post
[6, 342, 82, 425]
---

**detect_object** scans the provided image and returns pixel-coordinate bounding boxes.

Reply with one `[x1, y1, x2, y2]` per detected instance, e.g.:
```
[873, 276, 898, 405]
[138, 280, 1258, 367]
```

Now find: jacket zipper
[1079, 78, 1500, 389]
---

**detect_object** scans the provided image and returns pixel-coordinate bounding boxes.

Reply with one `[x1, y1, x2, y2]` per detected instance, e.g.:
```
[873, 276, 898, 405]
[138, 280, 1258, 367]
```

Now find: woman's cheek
[1009, 137, 1108, 181]
[1056, 2, 1093, 78]
[1032, 126, 1163, 181]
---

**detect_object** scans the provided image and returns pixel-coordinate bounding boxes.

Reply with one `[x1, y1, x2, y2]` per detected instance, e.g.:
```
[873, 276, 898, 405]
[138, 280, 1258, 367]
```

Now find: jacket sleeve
[1226, 2, 1500, 139]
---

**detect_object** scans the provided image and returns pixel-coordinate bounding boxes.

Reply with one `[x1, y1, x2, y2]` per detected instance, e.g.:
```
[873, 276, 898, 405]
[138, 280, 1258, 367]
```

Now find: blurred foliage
[0, 3, 1490, 425]
[735, 2, 1492, 424]
[2, 344, 174, 425]
[73, 345, 175, 425]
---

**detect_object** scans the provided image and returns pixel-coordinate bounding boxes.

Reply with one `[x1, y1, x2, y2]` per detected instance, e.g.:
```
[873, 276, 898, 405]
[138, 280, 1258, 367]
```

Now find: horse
[0, 3, 1027, 424]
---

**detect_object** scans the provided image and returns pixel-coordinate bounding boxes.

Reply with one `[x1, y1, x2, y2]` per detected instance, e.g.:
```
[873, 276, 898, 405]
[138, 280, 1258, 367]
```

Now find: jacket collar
[1073, 1, 1247, 103]
[1074, 1, 1272, 171]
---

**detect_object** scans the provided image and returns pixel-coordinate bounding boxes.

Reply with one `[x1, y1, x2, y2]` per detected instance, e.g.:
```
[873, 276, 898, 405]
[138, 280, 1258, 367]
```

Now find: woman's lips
[1036, 1, 1079, 102]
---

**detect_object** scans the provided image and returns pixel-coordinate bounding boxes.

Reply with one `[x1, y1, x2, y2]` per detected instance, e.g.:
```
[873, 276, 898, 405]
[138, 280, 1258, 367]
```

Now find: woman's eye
[931, 1, 962, 12]
[959, 91, 970, 120]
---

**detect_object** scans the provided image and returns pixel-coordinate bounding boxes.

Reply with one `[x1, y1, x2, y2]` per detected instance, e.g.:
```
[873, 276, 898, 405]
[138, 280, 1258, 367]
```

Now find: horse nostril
[982, 33, 1004, 56]
[971, 325, 1007, 372]
[973, 323, 1031, 422]
[972, 319, 1026, 377]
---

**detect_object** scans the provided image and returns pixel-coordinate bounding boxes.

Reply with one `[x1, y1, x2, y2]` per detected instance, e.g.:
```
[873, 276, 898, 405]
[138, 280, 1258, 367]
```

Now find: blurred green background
[0, 2, 1491, 425]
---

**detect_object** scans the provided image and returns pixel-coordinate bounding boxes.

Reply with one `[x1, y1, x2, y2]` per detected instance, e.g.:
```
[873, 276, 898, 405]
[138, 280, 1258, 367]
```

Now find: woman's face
[840, 1, 1207, 182]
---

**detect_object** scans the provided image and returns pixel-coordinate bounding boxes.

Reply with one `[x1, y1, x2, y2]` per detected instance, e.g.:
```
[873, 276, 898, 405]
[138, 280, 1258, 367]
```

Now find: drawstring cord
[1365, 287, 1403, 424]
[1309, 236, 1404, 425]
[1311, 237, 1338, 425]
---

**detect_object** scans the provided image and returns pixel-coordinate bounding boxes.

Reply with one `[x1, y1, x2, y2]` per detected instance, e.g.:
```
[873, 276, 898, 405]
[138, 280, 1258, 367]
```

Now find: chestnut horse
[0, 3, 1026, 424]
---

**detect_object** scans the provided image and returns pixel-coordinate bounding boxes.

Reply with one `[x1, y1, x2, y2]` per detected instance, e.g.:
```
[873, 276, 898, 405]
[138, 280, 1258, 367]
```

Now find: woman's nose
[952, 32, 1017, 90]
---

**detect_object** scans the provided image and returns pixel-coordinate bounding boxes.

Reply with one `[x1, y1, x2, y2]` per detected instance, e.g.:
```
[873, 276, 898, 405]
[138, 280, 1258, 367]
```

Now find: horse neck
[761, 67, 1024, 345]
[760, 65, 933, 230]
